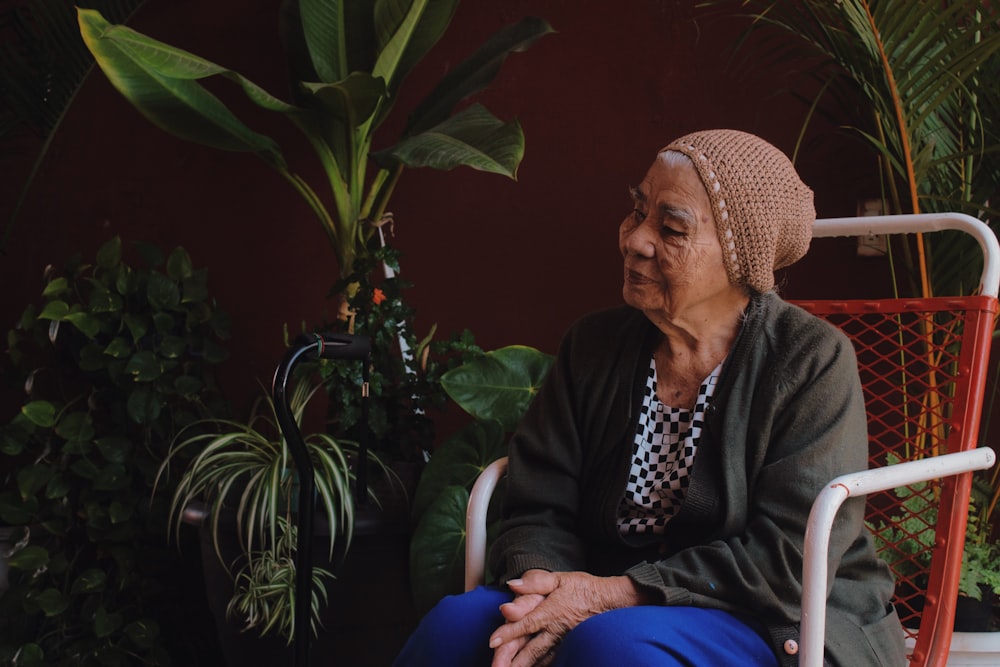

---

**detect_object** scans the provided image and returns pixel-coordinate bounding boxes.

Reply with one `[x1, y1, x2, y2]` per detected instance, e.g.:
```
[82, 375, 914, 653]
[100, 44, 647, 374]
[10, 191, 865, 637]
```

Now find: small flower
[372, 288, 386, 305]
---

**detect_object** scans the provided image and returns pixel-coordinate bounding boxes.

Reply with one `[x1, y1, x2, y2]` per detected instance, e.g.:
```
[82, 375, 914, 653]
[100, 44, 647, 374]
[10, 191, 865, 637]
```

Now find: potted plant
[869, 462, 1000, 633]
[960, 476, 1000, 630]
[155, 367, 390, 663]
[0, 236, 230, 665]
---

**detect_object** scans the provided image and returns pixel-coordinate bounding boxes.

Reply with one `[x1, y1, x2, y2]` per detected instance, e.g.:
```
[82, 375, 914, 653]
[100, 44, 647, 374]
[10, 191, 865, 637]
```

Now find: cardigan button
[783, 639, 799, 655]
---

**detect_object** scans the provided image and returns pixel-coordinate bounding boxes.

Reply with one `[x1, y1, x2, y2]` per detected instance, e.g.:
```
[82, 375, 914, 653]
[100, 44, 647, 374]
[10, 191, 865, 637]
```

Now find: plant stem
[860, 1, 930, 297]
[369, 162, 405, 226]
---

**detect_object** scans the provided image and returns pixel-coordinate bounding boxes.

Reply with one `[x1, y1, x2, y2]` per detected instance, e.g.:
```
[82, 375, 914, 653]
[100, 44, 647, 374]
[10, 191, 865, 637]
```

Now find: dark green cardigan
[489, 292, 905, 667]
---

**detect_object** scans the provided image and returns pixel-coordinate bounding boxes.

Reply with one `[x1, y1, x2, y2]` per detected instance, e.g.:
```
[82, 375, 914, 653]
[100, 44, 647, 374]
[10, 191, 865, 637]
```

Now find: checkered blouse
[617, 356, 722, 535]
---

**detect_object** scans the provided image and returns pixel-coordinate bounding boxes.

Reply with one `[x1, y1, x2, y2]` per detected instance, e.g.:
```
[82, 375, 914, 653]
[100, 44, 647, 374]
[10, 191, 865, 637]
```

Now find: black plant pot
[954, 586, 999, 633]
[198, 466, 419, 667]
[894, 579, 1000, 633]
[318, 499, 419, 665]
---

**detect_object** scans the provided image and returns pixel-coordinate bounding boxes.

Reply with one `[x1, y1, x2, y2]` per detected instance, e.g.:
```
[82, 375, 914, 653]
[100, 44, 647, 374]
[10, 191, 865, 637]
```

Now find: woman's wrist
[614, 574, 656, 607]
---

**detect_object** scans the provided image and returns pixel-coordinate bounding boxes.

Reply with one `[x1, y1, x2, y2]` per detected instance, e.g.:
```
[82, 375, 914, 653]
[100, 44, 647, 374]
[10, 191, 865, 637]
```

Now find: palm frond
[716, 0, 1000, 299]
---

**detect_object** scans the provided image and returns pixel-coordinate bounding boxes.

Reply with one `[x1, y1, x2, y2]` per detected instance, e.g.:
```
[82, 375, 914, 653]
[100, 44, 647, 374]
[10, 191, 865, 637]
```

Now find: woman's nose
[622, 221, 656, 258]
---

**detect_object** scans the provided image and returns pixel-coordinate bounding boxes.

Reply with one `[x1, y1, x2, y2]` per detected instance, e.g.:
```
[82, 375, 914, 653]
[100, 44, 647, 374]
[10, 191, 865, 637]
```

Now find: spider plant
[227, 516, 337, 641]
[155, 372, 386, 639]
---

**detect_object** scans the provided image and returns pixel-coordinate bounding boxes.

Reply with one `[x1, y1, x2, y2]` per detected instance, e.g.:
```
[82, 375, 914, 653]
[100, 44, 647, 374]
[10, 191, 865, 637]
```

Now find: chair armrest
[800, 447, 996, 667]
[465, 456, 509, 592]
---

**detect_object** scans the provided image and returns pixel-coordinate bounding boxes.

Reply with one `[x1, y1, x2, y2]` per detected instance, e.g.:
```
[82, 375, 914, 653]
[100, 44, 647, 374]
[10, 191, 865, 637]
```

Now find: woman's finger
[507, 570, 558, 596]
[490, 634, 528, 667]
[499, 593, 545, 622]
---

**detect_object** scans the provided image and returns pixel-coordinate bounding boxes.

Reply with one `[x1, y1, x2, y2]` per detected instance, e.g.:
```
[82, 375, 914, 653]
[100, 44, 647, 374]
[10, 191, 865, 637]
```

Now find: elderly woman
[394, 130, 906, 667]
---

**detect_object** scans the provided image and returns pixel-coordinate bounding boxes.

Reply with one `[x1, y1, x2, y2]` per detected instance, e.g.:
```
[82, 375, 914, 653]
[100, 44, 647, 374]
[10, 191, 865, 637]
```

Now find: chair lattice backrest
[794, 214, 999, 667]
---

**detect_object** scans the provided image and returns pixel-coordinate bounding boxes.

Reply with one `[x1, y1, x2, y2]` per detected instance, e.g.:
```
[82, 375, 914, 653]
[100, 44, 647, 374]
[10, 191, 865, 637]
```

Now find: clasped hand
[488, 570, 646, 667]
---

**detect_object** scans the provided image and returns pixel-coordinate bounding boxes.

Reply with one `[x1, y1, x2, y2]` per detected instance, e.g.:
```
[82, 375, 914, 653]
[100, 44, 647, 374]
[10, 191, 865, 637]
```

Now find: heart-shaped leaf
[409, 484, 468, 614]
[441, 345, 553, 430]
[412, 419, 505, 521]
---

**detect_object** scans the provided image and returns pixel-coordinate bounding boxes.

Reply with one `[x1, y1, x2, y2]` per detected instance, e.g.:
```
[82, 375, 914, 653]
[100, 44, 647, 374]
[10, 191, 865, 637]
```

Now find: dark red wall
[1, 0, 891, 420]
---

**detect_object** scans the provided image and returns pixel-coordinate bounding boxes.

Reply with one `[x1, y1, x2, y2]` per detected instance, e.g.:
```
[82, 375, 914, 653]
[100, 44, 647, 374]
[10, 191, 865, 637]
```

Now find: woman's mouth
[625, 268, 655, 285]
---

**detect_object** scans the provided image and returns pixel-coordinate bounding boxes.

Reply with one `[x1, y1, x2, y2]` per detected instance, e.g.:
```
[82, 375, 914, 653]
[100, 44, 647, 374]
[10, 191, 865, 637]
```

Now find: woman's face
[619, 156, 742, 323]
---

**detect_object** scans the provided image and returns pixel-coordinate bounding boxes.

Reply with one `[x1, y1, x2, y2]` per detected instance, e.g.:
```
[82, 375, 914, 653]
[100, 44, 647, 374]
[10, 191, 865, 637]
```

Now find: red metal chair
[465, 213, 999, 667]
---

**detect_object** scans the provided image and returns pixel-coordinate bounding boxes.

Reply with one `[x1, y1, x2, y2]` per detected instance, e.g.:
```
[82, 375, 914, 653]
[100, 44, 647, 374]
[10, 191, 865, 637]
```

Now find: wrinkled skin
[619, 154, 749, 408]
[488, 570, 649, 667]
[619, 153, 743, 331]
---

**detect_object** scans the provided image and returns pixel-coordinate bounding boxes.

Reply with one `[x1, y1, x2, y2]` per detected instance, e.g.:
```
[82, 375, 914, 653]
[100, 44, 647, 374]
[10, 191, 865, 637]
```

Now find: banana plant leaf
[403, 15, 554, 137]
[78, 5, 551, 280]
[369, 0, 456, 100]
[376, 104, 524, 178]
[280, 0, 459, 111]
[78, 8, 292, 165]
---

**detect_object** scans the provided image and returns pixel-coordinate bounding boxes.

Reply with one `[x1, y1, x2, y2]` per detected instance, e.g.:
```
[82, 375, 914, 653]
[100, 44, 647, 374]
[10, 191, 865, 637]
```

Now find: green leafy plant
[409, 345, 553, 613]
[870, 475, 1000, 603]
[76, 1, 553, 462]
[961, 476, 1000, 601]
[319, 242, 483, 462]
[226, 517, 336, 640]
[77, 2, 552, 288]
[0, 236, 230, 665]
[157, 370, 388, 641]
[705, 0, 1000, 393]
[719, 2, 1000, 203]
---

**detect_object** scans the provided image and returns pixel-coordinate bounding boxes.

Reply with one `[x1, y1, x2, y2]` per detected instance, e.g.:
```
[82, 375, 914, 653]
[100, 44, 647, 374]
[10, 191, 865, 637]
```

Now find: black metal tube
[356, 360, 370, 506]
[271, 332, 371, 667]
[272, 339, 317, 667]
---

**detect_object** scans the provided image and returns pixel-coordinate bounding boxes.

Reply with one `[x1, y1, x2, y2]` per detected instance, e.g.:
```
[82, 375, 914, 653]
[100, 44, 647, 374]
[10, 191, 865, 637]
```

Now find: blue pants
[394, 586, 780, 666]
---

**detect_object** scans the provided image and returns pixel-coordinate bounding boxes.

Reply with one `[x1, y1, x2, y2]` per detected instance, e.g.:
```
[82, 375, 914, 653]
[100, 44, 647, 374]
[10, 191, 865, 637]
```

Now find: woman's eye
[632, 208, 647, 222]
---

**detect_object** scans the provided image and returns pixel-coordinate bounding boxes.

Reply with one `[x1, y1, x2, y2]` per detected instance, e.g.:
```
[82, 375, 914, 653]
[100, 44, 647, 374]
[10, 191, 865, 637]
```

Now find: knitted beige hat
[660, 129, 815, 293]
